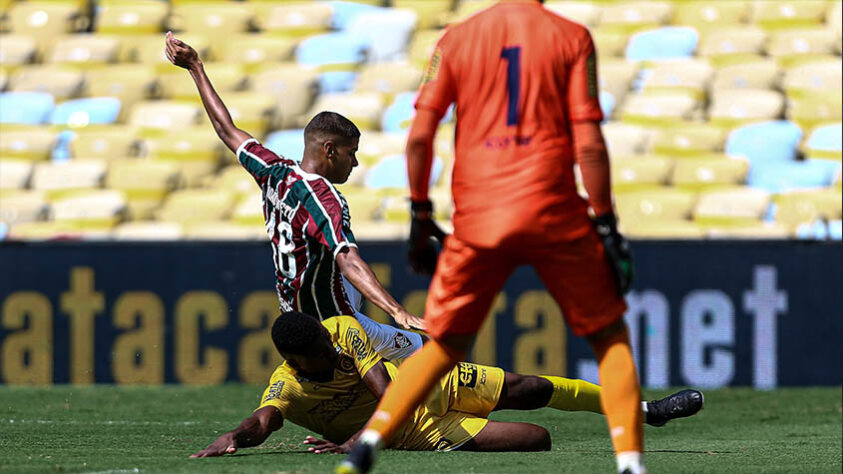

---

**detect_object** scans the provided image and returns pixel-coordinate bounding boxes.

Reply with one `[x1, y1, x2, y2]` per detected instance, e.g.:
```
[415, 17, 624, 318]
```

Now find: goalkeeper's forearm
[572, 121, 614, 217]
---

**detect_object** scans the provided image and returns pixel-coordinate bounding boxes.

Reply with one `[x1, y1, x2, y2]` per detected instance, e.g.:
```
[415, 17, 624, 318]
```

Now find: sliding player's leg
[457, 421, 551, 452]
[493, 372, 603, 413]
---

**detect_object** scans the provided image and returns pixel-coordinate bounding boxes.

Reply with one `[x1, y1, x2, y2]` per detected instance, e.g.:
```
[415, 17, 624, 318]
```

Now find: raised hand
[165, 31, 200, 70]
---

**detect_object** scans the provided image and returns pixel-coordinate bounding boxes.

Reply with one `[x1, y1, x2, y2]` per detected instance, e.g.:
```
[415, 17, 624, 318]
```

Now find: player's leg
[354, 312, 425, 360]
[457, 421, 551, 452]
[493, 372, 602, 414]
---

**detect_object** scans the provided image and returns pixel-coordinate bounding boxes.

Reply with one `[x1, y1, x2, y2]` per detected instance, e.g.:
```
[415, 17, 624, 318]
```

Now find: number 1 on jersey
[501, 46, 521, 126]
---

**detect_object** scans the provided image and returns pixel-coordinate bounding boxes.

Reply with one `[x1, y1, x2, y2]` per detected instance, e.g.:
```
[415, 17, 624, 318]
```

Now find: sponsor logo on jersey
[308, 381, 367, 423]
[457, 362, 478, 388]
[263, 380, 286, 402]
[422, 48, 443, 84]
[346, 328, 369, 361]
[392, 333, 412, 349]
[586, 51, 598, 98]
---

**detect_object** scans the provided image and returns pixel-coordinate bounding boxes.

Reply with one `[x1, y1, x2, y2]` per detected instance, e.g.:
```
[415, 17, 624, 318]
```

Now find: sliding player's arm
[190, 406, 283, 458]
[164, 31, 251, 154]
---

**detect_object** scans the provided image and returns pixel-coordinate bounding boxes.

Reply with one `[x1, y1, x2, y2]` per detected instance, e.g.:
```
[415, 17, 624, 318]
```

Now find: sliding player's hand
[593, 213, 633, 295]
[303, 435, 348, 454]
[165, 31, 200, 70]
[190, 432, 237, 458]
[408, 200, 448, 275]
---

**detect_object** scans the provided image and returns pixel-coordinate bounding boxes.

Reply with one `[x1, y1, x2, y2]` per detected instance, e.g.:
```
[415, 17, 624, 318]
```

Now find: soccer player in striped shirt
[165, 33, 424, 360]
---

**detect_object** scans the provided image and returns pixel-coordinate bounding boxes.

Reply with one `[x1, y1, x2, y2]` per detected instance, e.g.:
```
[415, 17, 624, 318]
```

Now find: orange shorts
[424, 229, 627, 339]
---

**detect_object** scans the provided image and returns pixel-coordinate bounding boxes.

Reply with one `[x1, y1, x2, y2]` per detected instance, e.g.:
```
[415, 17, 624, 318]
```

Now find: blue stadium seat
[326, 1, 384, 30]
[264, 129, 305, 161]
[49, 97, 121, 127]
[381, 92, 454, 133]
[319, 71, 359, 94]
[345, 8, 418, 62]
[364, 154, 443, 189]
[625, 27, 699, 61]
[725, 121, 803, 181]
[749, 160, 841, 193]
[795, 218, 842, 240]
[296, 32, 370, 70]
[829, 220, 842, 240]
[0, 92, 54, 124]
[600, 91, 616, 121]
[805, 123, 842, 158]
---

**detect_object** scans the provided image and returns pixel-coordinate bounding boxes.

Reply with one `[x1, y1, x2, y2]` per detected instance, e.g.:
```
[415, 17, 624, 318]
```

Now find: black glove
[408, 200, 448, 275]
[593, 213, 633, 295]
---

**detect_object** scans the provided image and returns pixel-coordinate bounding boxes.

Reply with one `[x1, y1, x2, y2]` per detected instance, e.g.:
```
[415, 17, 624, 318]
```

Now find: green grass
[0, 386, 839, 473]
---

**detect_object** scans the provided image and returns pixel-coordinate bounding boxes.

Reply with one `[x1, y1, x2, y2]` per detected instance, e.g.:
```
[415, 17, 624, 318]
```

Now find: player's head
[303, 111, 360, 184]
[271, 311, 336, 373]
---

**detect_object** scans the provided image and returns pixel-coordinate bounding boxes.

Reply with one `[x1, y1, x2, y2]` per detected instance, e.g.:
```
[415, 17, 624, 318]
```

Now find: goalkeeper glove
[408, 200, 447, 275]
[593, 213, 633, 295]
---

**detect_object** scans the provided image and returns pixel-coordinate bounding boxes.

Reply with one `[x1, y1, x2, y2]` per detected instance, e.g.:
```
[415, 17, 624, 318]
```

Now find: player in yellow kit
[190, 313, 702, 457]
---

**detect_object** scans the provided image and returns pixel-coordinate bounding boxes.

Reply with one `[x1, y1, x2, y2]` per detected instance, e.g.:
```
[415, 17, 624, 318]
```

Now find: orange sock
[589, 327, 643, 454]
[365, 340, 463, 444]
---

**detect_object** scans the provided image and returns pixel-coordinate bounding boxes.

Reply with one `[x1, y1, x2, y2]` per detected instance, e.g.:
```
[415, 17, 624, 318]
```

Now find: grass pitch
[0, 385, 839, 473]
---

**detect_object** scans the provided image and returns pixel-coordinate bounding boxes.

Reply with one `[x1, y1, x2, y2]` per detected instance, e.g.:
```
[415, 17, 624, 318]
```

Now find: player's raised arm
[164, 31, 251, 154]
[190, 406, 283, 458]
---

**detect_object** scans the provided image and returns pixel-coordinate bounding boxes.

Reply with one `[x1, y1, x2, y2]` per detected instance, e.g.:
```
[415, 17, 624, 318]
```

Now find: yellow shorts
[395, 363, 505, 451]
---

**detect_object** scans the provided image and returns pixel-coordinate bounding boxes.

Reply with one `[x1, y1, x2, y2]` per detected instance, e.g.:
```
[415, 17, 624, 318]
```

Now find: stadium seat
[31, 160, 107, 199]
[49, 97, 121, 127]
[711, 58, 781, 91]
[804, 123, 842, 160]
[112, 221, 184, 240]
[380, 91, 416, 132]
[0, 160, 33, 189]
[48, 34, 121, 67]
[829, 220, 843, 240]
[774, 188, 843, 231]
[0, 190, 48, 226]
[347, 220, 408, 240]
[650, 123, 727, 157]
[8, 2, 87, 52]
[0, 92, 54, 124]
[0, 34, 38, 65]
[50, 189, 127, 231]
[600, 91, 617, 120]
[407, 28, 444, 68]
[600, 1, 673, 34]
[392, 0, 451, 30]
[382, 188, 451, 223]
[693, 186, 771, 227]
[95, 0, 168, 35]
[344, 8, 417, 62]
[0, 126, 56, 160]
[184, 221, 268, 240]
[335, 188, 383, 222]
[252, 2, 333, 36]
[357, 131, 407, 166]
[156, 63, 246, 101]
[672, 1, 750, 28]
[69, 126, 141, 160]
[168, 2, 253, 35]
[598, 60, 639, 102]
[445, 0, 495, 25]
[625, 27, 698, 61]
[787, 92, 843, 131]
[766, 29, 838, 64]
[106, 159, 181, 220]
[222, 92, 280, 134]
[601, 122, 652, 156]
[783, 59, 843, 99]
[708, 89, 785, 128]
[620, 91, 699, 126]
[592, 29, 630, 58]
[354, 61, 422, 100]
[326, 1, 385, 30]
[706, 221, 790, 239]
[128, 33, 212, 65]
[365, 154, 442, 190]
[217, 35, 297, 71]
[640, 59, 713, 96]
[611, 156, 673, 191]
[750, 0, 830, 30]
[670, 156, 749, 191]
[829, 1, 843, 53]
[210, 166, 259, 199]
[142, 128, 224, 186]
[309, 92, 385, 132]
[544, 1, 602, 27]
[748, 159, 841, 193]
[725, 120, 802, 167]
[615, 187, 697, 223]
[82, 65, 157, 114]
[230, 191, 266, 226]
[296, 32, 369, 91]
[249, 65, 320, 128]
[264, 129, 305, 161]
[622, 219, 705, 239]
[697, 27, 767, 66]
[129, 101, 203, 134]
[8, 65, 84, 100]
[155, 189, 237, 224]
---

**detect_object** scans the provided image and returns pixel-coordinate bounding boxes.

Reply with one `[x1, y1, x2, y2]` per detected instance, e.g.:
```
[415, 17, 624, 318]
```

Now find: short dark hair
[271, 311, 324, 355]
[304, 111, 360, 144]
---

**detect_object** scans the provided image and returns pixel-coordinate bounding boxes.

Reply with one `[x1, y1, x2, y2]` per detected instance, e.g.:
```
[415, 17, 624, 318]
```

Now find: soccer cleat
[645, 389, 704, 427]
[336, 442, 375, 474]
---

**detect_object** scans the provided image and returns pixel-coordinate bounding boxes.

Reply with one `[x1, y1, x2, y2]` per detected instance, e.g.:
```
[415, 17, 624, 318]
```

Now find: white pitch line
[2, 419, 215, 426]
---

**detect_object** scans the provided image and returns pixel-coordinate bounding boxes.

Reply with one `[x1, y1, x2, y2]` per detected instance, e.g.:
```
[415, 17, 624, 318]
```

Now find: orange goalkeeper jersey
[415, 0, 603, 247]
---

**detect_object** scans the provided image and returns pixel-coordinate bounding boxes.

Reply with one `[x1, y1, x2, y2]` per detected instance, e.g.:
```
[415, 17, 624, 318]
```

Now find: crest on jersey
[392, 333, 412, 349]
[422, 48, 443, 84]
[338, 353, 356, 373]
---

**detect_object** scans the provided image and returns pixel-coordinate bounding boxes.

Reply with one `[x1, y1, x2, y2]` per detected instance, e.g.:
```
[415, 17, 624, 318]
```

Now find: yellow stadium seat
[830, 1, 843, 53]
[112, 221, 184, 240]
[168, 2, 253, 35]
[599, 1, 673, 34]
[750, 0, 830, 30]
[8, 64, 84, 99]
[156, 63, 246, 101]
[711, 58, 781, 91]
[354, 61, 422, 100]
[544, 1, 602, 26]
[0, 190, 47, 225]
[787, 92, 843, 131]
[670, 155, 749, 191]
[592, 28, 629, 57]
[184, 221, 268, 240]
[640, 59, 713, 97]
[672, 1, 750, 28]
[444, 1, 495, 25]
[249, 64, 319, 128]
[615, 187, 698, 224]
[127, 33, 212, 65]
[598, 59, 639, 101]
[350, 220, 409, 240]
[337, 189, 384, 222]
[393, 0, 450, 30]
[0, 127, 56, 160]
[766, 28, 838, 64]
[83, 65, 157, 114]
[708, 89, 785, 128]
[50, 189, 126, 230]
[357, 131, 407, 166]
[220, 91, 279, 135]
[106, 159, 181, 220]
[602, 122, 652, 156]
[208, 165, 256, 197]
[774, 188, 843, 231]
[31, 160, 107, 199]
[8, 2, 87, 53]
[95, 0, 168, 35]
[782, 59, 842, 99]
[407, 29, 443, 68]
[217, 34, 297, 70]
[620, 91, 700, 126]
[6, 221, 109, 240]
[69, 125, 141, 159]
[0, 34, 37, 65]
[307, 92, 385, 131]
[611, 155, 673, 191]
[622, 220, 705, 239]
[48, 34, 121, 67]
[693, 186, 771, 226]
[650, 122, 728, 157]
[0, 67, 8, 91]
[697, 27, 767, 66]
[0, 160, 33, 189]
[251, 2, 332, 36]
[142, 127, 224, 186]
[706, 221, 790, 239]
[155, 189, 236, 224]
[129, 101, 203, 133]
[230, 190, 265, 226]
